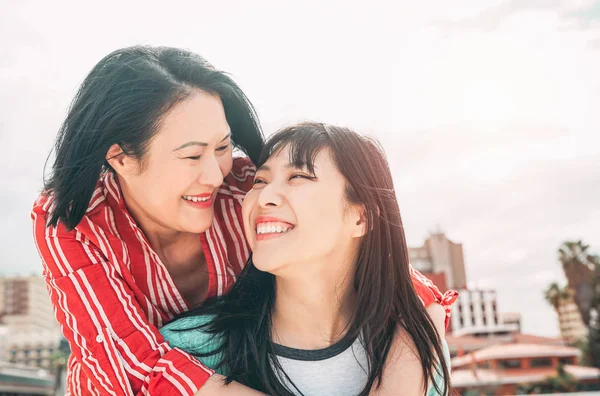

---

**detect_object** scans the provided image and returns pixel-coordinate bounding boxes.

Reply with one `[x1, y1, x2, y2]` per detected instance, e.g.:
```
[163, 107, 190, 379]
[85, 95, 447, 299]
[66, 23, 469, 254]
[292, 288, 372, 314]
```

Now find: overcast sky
[2, 0, 599, 337]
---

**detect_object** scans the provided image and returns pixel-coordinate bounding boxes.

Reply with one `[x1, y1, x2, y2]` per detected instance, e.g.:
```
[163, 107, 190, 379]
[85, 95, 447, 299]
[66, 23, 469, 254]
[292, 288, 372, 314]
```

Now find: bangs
[257, 123, 330, 174]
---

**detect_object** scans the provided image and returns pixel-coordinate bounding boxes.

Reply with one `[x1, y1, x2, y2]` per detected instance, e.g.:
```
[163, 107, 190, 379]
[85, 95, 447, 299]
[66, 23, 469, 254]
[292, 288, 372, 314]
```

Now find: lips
[254, 216, 295, 241]
[182, 193, 214, 209]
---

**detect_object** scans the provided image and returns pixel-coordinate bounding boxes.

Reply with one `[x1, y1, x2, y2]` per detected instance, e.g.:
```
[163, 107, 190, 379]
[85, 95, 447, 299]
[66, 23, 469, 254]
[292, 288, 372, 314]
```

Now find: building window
[483, 316, 487, 325]
[498, 359, 521, 369]
[559, 357, 574, 365]
[471, 315, 476, 326]
[530, 358, 552, 368]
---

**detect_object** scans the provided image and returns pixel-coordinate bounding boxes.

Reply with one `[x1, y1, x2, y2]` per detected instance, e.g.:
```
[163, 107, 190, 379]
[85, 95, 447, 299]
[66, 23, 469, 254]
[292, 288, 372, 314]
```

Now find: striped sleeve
[31, 210, 213, 396]
[409, 266, 459, 330]
[224, 157, 256, 197]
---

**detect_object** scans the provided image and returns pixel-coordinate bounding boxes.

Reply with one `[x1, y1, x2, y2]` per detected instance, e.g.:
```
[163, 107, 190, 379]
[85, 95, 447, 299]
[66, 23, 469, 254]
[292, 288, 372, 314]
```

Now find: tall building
[0, 275, 58, 332]
[557, 294, 588, 344]
[409, 232, 467, 290]
[450, 289, 520, 337]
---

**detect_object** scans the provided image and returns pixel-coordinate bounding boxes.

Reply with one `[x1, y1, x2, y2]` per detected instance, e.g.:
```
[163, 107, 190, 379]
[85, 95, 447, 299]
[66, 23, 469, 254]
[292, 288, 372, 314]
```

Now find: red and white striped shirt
[31, 157, 457, 396]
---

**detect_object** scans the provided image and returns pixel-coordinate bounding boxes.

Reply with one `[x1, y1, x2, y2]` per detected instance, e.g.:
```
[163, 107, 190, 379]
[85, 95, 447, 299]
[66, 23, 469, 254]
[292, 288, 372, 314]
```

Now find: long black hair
[180, 122, 450, 395]
[44, 45, 264, 229]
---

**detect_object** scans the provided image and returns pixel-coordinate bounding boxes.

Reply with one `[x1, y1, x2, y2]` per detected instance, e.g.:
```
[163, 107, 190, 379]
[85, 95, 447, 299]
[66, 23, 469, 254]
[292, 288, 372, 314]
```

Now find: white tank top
[271, 335, 449, 396]
[272, 334, 369, 395]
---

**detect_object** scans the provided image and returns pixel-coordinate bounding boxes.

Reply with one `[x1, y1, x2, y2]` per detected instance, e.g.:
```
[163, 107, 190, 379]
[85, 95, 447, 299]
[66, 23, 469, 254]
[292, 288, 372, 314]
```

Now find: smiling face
[113, 90, 233, 235]
[242, 145, 365, 277]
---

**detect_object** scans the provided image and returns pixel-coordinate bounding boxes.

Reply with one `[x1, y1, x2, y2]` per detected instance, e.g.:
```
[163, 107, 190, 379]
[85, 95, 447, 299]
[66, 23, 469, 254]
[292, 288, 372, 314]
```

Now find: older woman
[32, 46, 451, 395]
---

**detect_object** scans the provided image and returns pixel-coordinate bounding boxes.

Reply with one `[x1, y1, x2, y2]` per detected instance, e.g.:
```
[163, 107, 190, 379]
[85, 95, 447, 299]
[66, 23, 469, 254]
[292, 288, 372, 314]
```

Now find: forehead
[156, 91, 230, 143]
[260, 145, 340, 176]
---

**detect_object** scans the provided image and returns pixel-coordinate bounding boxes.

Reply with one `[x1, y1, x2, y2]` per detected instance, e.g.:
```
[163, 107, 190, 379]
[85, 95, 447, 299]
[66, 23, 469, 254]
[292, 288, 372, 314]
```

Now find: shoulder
[427, 340, 451, 396]
[409, 265, 459, 330]
[374, 326, 449, 395]
[426, 303, 447, 338]
[221, 157, 256, 196]
[32, 175, 112, 230]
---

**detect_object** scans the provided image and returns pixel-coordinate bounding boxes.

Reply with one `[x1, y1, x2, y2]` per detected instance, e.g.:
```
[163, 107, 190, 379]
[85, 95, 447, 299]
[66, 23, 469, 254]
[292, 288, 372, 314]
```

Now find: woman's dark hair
[44, 45, 264, 229]
[181, 122, 450, 395]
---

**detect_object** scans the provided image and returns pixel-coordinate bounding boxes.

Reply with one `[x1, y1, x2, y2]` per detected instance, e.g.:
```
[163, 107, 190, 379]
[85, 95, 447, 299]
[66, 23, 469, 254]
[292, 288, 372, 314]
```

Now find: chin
[251, 253, 282, 275]
[181, 218, 213, 234]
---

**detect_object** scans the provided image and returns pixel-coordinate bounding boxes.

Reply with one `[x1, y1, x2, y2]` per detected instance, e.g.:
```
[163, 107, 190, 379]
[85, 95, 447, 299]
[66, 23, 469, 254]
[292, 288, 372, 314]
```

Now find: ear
[106, 144, 137, 175]
[351, 205, 369, 238]
[351, 204, 381, 238]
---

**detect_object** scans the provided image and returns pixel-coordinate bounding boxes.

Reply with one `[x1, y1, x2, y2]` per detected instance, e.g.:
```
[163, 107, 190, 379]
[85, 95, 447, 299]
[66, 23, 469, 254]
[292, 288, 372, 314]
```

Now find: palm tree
[559, 241, 596, 325]
[544, 282, 571, 311]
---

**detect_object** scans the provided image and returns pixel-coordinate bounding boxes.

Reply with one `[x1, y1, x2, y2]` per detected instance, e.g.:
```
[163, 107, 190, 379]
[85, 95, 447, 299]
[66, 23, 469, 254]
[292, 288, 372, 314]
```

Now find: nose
[257, 182, 283, 208]
[197, 155, 224, 188]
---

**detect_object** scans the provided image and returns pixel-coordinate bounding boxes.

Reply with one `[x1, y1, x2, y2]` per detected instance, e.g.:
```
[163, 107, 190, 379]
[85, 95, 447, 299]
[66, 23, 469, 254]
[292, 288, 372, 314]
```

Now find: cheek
[242, 191, 258, 243]
[138, 165, 190, 210]
[297, 198, 345, 243]
[218, 154, 234, 177]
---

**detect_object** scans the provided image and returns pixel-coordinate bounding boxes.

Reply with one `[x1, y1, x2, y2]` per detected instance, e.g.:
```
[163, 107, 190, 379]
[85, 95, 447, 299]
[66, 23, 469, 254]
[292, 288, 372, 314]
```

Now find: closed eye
[186, 155, 201, 160]
[290, 173, 316, 181]
[216, 143, 231, 152]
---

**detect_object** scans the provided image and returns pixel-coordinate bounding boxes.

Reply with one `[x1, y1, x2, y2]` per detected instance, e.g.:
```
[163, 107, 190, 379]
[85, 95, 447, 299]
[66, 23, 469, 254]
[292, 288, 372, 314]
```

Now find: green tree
[558, 240, 596, 325]
[543, 282, 571, 311]
[515, 365, 578, 393]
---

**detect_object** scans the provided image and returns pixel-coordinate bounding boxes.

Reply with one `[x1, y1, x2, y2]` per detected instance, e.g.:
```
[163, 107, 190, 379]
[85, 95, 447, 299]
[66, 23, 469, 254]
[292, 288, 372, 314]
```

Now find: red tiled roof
[446, 333, 566, 355]
[452, 365, 600, 388]
[452, 343, 580, 368]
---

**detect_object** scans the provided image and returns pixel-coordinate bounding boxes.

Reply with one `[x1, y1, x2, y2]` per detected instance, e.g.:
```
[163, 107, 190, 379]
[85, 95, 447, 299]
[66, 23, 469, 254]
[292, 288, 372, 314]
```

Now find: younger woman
[163, 122, 456, 395]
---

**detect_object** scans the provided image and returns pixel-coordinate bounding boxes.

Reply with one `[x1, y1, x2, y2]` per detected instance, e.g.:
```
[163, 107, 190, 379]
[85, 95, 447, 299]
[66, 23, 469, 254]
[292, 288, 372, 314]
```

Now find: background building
[557, 294, 588, 344]
[451, 343, 600, 394]
[409, 232, 467, 291]
[450, 289, 520, 337]
[0, 276, 61, 370]
[500, 312, 522, 333]
[0, 275, 58, 332]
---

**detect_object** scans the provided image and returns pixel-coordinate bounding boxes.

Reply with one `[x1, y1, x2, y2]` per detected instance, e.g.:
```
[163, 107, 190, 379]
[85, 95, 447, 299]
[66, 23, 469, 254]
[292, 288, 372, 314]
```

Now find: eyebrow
[173, 133, 231, 151]
[256, 163, 313, 173]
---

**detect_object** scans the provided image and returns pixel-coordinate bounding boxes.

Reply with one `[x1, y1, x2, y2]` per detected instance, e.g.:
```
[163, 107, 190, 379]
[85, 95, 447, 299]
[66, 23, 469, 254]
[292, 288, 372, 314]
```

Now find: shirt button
[96, 334, 104, 343]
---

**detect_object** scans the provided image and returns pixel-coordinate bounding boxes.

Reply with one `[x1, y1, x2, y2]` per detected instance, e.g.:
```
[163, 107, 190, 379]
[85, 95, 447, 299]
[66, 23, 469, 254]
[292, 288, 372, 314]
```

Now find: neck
[117, 174, 200, 262]
[271, 257, 357, 350]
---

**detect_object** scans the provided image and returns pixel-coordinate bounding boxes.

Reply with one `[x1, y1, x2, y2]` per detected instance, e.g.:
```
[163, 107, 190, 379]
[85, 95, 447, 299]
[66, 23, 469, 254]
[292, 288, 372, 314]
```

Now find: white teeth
[183, 195, 210, 202]
[256, 222, 293, 235]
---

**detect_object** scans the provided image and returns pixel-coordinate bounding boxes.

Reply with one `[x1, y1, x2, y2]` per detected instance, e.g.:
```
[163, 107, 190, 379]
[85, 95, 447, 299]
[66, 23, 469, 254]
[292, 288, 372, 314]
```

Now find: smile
[255, 222, 294, 235]
[182, 195, 211, 202]
[182, 193, 214, 209]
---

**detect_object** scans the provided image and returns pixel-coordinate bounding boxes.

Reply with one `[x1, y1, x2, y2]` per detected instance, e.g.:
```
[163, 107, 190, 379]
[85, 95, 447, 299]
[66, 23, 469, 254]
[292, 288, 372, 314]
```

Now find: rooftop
[452, 365, 600, 388]
[452, 343, 580, 367]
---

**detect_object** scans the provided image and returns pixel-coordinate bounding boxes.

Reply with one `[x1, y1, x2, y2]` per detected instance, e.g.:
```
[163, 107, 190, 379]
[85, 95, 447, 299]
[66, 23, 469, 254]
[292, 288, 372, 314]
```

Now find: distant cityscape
[1, 233, 598, 395]
[412, 233, 598, 394]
